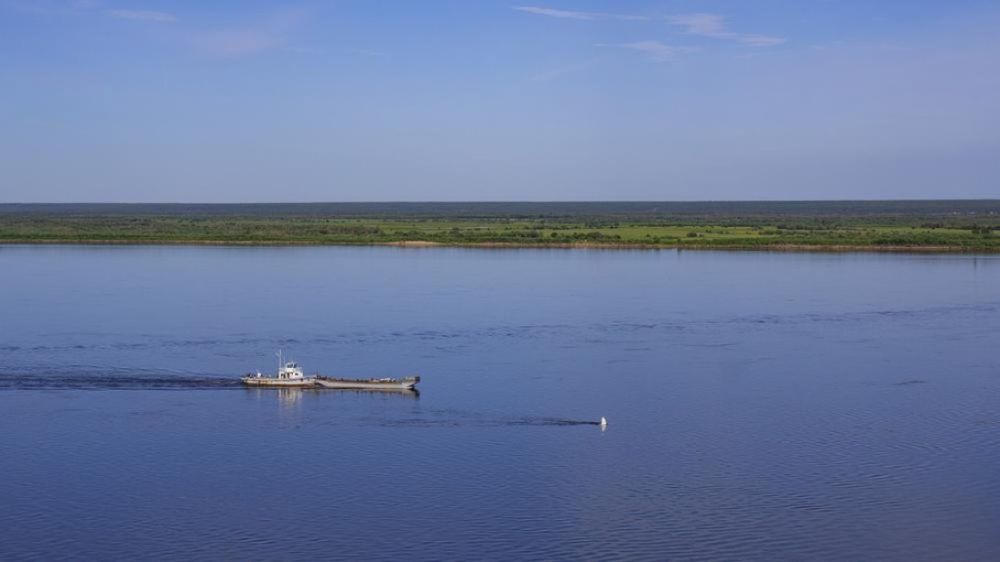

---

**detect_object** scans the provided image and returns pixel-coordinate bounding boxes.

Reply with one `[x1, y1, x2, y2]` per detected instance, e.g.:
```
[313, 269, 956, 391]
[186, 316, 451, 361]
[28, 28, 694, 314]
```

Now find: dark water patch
[379, 418, 464, 428]
[376, 412, 605, 429]
[684, 342, 737, 348]
[10, 303, 992, 363]
[506, 416, 605, 427]
[717, 302, 1000, 329]
[0, 373, 240, 390]
[894, 379, 928, 386]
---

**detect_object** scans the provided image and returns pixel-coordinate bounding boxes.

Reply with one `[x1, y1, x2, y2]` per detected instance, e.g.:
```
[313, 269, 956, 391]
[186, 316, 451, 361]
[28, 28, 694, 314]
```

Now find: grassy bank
[2, 201, 998, 251]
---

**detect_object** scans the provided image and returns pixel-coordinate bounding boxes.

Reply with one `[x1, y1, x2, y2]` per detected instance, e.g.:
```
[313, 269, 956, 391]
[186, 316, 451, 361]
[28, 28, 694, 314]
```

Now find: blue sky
[1, 0, 998, 202]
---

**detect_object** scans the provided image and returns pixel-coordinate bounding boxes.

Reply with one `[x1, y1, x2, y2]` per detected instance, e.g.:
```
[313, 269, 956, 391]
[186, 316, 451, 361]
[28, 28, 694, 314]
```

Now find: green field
[2, 201, 998, 250]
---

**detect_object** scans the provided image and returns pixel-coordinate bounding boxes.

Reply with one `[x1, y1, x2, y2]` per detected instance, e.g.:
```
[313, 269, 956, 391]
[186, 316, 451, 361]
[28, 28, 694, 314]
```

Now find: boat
[241, 351, 317, 388]
[240, 351, 420, 391]
[315, 375, 420, 390]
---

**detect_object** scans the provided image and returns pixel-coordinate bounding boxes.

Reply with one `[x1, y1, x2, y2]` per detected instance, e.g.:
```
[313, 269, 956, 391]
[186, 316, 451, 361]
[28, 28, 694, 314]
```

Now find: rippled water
[1, 246, 998, 561]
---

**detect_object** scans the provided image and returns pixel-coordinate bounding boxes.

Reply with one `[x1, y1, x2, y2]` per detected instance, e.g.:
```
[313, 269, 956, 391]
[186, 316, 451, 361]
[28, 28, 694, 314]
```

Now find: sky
[1, 0, 998, 202]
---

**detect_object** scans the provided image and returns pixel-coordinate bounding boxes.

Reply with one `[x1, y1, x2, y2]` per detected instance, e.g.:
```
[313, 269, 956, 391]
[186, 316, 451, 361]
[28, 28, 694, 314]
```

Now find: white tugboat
[241, 351, 317, 388]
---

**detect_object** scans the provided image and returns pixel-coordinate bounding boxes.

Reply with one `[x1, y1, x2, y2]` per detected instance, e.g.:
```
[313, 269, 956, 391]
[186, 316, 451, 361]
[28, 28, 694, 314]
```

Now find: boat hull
[241, 377, 317, 388]
[314, 376, 419, 390]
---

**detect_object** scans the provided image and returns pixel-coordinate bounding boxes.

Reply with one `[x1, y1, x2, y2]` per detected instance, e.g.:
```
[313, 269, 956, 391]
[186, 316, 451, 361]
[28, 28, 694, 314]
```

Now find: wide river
[1, 245, 998, 561]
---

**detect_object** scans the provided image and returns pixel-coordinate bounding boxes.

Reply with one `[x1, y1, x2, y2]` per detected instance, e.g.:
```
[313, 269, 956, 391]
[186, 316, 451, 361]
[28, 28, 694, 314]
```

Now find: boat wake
[0, 373, 241, 390]
[377, 413, 607, 429]
[508, 417, 605, 427]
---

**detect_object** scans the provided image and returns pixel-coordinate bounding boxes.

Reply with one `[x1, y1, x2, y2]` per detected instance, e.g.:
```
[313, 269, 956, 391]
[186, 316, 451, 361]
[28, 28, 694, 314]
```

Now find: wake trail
[0, 373, 242, 390]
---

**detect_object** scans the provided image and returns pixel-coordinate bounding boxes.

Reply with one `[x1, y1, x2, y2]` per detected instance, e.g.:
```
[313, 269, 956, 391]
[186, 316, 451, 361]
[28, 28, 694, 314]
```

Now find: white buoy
[600, 416, 608, 428]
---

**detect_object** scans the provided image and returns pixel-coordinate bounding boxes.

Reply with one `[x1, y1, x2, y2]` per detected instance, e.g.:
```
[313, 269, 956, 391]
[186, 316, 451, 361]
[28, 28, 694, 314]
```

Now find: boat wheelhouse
[241, 351, 317, 388]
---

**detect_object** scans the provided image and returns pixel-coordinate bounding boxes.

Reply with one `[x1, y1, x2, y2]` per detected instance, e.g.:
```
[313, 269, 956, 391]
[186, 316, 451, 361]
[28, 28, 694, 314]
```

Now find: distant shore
[1, 239, 996, 253]
[2, 201, 997, 252]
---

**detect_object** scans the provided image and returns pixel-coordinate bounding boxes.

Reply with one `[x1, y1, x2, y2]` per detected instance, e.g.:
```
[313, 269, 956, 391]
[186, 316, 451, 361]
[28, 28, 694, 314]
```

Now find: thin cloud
[192, 29, 281, 57]
[611, 41, 696, 62]
[738, 34, 786, 47]
[108, 9, 176, 23]
[188, 8, 307, 58]
[514, 6, 647, 21]
[2, 0, 102, 16]
[667, 13, 727, 36]
[515, 7, 784, 48]
[667, 13, 785, 46]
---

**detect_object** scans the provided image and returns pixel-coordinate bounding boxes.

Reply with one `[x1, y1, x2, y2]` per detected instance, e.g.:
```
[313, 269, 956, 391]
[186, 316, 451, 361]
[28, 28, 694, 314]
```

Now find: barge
[315, 375, 420, 390]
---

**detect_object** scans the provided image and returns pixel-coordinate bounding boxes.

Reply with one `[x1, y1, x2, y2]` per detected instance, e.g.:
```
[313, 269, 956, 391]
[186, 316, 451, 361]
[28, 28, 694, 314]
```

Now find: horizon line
[3, 199, 999, 205]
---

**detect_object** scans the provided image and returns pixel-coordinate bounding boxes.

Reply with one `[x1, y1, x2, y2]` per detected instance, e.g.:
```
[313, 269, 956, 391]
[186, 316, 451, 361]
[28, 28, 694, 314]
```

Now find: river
[1, 245, 998, 560]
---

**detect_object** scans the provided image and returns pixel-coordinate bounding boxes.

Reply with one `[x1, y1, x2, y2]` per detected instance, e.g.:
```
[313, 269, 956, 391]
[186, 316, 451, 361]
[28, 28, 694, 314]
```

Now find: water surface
[1, 246, 998, 560]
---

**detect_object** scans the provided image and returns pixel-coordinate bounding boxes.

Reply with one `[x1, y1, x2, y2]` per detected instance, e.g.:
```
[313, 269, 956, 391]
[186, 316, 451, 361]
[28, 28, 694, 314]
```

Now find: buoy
[600, 416, 608, 428]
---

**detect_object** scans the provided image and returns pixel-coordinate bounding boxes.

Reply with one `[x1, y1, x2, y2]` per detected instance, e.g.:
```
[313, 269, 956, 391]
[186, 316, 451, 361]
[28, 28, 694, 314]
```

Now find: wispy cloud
[2, 0, 102, 17]
[108, 9, 176, 23]
[514, 6, 647, 21]
[5, 1, 177, 23]
[191, 29, 281, 57]
[188, 8, 307, 58]
[515, 7, 785, 47]
[612, 41, 696, 62]
[667, 13, 785, 46]
[666, 13, 726, 37]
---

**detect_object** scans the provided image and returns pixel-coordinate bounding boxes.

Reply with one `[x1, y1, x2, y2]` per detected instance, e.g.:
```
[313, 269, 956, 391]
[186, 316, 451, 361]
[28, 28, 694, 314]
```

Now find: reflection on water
[261, 387, 421, 412]
[1, 246, 999, 561]
[327, 387, 421, 400]
[277, 387, 303, 409]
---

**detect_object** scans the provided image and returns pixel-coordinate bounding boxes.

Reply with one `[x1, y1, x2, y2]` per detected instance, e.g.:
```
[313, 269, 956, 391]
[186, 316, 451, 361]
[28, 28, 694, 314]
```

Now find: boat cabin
[278, 361, 305, 380]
